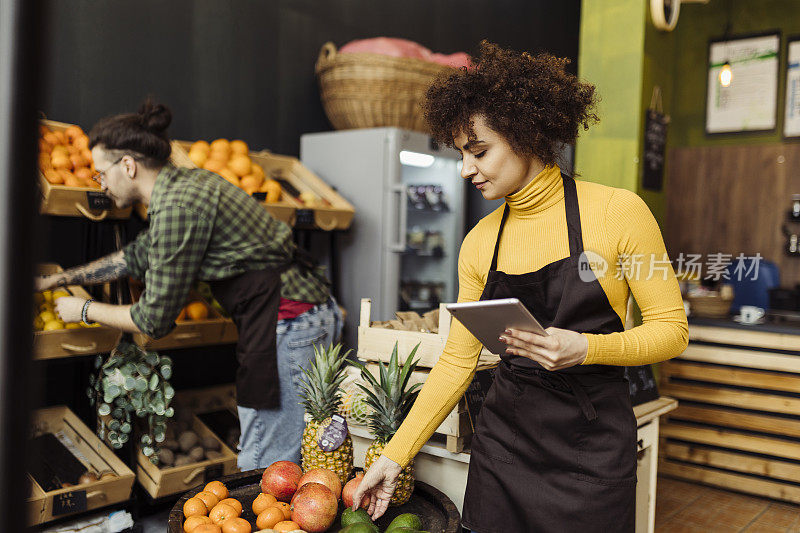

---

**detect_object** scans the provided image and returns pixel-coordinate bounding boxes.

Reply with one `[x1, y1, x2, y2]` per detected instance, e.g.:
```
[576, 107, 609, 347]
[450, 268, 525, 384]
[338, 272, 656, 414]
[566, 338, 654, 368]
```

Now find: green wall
[670, 0, 800, 148]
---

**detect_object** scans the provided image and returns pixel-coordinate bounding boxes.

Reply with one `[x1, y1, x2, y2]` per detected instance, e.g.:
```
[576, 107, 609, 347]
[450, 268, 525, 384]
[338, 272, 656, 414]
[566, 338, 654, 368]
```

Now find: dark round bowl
[168, 469, 461, 533]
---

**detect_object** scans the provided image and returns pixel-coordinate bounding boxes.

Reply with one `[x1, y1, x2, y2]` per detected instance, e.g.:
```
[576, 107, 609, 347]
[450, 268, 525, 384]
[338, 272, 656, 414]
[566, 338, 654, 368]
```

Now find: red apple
[290, 482, 338, 533]
[297, 468, 342, 500]
[260, 460, 302, 502]
[342, 473, 369, 509]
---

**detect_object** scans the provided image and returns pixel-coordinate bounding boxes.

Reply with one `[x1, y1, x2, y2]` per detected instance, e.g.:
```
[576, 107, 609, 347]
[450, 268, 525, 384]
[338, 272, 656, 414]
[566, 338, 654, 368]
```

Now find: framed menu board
[784, 37, 800, 138]
[706, 33, 780, 134]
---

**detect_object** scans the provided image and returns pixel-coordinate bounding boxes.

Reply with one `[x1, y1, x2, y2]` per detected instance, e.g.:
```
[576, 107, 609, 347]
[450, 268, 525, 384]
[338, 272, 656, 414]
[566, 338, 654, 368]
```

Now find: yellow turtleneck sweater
[381, 165, 688, 467]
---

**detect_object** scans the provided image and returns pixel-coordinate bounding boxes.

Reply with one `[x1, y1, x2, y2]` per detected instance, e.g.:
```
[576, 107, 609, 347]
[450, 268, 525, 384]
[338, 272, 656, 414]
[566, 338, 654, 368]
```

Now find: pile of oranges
[39, 124, 99, 189]
[188, 139, 282, 202]
[176, 301, 211, 322]
[182, 480, 304, 533]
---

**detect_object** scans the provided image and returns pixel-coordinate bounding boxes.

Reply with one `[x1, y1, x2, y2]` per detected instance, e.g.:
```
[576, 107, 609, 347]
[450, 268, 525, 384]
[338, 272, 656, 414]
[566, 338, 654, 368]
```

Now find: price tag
[53, 489, 87, 516]
[86, 192, 113, 210]
[317, 414, 348, 452]
[295, 209, 314, 226]
[204, 463, 224, 482]
[251, 192, 267, 201]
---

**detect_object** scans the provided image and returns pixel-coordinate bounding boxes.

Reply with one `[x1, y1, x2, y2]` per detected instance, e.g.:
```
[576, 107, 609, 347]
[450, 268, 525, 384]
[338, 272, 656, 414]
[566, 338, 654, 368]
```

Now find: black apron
[208, 247, 323, 410]
[461, 173, 637, 533]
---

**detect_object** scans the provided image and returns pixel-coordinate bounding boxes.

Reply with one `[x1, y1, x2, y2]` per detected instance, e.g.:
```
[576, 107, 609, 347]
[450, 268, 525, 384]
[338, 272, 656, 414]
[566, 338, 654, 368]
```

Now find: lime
[386, 513, 423, 531]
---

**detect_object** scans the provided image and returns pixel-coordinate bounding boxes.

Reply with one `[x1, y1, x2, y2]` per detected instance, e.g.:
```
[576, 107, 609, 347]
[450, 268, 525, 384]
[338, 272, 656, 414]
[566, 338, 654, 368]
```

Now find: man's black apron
[208, 248, 322, 410]
[461, 174, 637, 533]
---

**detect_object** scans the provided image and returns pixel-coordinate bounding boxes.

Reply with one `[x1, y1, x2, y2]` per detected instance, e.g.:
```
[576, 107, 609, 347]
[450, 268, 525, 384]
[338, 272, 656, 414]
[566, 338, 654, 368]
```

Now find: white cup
[739, 306, 765, 324]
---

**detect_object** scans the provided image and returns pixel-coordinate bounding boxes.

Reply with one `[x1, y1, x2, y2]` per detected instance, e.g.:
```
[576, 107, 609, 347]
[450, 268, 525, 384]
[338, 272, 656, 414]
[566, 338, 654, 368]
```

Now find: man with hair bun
[353, 41, 688, 532]
[36, 99, 341, 470]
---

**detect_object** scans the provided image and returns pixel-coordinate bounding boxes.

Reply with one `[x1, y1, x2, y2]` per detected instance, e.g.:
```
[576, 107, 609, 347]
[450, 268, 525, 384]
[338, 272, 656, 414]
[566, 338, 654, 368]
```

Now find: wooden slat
[659, 459, 800, 504]
[632, 396, 678, 426]
[688, 325, 800, 353]
[663, 441, 800, 483]
[661, 422, 800, 462]
[669, 404, 800, 439]
[678, 344, 800, 373]
[660, 382, 800, 415]
[662, 360, 800, 393]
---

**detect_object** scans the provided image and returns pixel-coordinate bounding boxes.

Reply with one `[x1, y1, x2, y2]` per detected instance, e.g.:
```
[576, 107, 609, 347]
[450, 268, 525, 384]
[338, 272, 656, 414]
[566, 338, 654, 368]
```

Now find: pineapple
[352, 342, 422, 506]
[298, 343, 354, 485]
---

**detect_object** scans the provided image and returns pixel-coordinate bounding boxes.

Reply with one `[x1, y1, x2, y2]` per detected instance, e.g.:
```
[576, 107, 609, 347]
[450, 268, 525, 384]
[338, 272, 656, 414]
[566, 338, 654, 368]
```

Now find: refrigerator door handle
[389, 183, 407, 252]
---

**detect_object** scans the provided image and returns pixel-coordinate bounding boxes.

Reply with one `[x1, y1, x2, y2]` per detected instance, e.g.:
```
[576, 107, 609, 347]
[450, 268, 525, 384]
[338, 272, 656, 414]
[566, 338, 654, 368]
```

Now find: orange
[210, 139, 230, 152]
[74, 167, 93, 182]
[184, 515, 213, 532]
[43, 169, 64, 185]
[39, 124, 51, 136]
[203, 481, 229, 501]
[228, 155, 252, 177]
[63, 173, 83, 188]
[191, 140, 211, 154]
[239, 175, 262, 195]
[260, 179, 281, 203]
[70, 153, 88, 169]
[189, 149, 208, 167]
[64, 125, 83, 141]
[51, 154, 72, 170]
[81, 148, 93, 162]
[185, 301, 209, 321]
[73, 134, 90, 150]
[39, 139, 52, 153]
[203, 159, 226, 174]
[220, 517, 251, 533]
[218, 498, 242, 516]
[272, 501, 291, 520]
[195, 491, 220, 511]
[43, 132, 60, 147]
[192, 526, 222, 533]
[66, 144, 80, 156]
[218, 168, 240, 187]
[255, 506, 283, 529]
[250, 163, 265, 180]
[183, 497, 208, 518]
[39, 153, 52, 168]
[274, 521, 300, 533]
[230, 140, 249, 155]
[252, 492, 277, 515]
[54, 131, 69, 145]
[208, 503, 237, 525]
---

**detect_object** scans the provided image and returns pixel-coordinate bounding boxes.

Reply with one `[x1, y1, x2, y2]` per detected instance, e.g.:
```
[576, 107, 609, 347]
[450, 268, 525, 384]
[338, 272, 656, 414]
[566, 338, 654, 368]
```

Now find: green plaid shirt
[124, 164, 330, 338]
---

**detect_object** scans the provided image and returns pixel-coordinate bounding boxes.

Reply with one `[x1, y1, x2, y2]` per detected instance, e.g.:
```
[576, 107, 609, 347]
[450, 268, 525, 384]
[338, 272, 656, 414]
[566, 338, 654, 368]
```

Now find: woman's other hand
[501, 327, 588, 370]
[352, 454, 402, 520]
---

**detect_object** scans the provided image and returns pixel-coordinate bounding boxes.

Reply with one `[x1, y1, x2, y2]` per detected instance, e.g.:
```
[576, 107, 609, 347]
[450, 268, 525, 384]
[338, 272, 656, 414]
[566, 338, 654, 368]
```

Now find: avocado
[338, 523, 380, 533]
[341, 507, 373, 527]
[386, 513, 423, 531]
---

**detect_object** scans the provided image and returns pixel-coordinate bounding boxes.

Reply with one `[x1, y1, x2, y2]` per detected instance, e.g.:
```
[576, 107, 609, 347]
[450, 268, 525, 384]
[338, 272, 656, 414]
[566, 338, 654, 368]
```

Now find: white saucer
[733, 315, 765, 325]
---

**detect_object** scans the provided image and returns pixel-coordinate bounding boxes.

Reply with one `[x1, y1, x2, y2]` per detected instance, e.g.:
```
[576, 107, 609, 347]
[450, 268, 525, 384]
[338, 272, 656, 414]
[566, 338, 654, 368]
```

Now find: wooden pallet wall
[659, 334, 800, 503]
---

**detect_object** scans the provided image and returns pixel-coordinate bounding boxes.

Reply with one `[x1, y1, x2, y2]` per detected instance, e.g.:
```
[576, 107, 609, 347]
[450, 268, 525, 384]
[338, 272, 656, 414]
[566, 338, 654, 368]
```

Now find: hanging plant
[88, 340, 175, 465]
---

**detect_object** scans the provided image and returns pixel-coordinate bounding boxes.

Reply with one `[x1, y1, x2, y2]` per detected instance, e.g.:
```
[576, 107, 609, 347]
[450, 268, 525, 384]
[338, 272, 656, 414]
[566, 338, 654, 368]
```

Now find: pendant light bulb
[719, 61, 732, 87]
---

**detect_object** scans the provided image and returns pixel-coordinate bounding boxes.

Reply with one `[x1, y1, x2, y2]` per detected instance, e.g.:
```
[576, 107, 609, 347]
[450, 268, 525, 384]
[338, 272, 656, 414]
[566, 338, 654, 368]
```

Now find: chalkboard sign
[86, 191, 114, 210]
[53, 489, 87, 516]
[465, 364, 659, 429]
[643, 109, 667, 191]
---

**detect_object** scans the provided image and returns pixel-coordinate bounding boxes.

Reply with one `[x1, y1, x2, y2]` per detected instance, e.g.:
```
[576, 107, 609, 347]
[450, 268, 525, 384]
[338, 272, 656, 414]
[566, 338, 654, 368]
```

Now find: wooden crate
[39, 119, 133, 220]
[129, 283, 234, 350]
[341, 362, 473, 453]
[172, 141, 354, 229]
[658, 339, 800, 504]
[27, 406, 135, 526]
[136, 416, 237, 498]
[357, 298, 500, 369]
[34, 264, 122, 359]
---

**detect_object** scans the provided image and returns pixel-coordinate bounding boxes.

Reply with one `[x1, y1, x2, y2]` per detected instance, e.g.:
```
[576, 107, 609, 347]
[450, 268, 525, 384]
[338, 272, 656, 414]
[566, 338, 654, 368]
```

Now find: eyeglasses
[91, 157, 124, 185]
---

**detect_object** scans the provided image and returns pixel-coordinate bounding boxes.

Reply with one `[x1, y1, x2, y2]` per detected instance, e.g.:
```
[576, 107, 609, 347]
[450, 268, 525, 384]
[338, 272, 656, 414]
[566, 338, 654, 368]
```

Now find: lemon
[42, 290, 53, 303]
[33, 316, 44, 331]
[42, 320, 65, 331]
[39, 310, 57, 323]
[65, 323, 81, 329]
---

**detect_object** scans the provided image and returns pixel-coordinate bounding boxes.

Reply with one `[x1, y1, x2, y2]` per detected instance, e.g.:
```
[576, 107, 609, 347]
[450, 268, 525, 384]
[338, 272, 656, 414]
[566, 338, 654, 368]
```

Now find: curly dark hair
[423, 41, 599, 166]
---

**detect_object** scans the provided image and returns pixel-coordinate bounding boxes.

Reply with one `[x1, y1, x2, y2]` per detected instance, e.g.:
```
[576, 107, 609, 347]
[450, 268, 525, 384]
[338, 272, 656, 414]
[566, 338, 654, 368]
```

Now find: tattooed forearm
[57, 251, 129, 287]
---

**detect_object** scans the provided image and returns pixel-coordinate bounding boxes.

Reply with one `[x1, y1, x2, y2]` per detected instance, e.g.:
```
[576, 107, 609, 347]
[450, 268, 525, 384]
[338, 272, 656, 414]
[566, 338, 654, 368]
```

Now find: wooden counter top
[689, 317, 800, 352]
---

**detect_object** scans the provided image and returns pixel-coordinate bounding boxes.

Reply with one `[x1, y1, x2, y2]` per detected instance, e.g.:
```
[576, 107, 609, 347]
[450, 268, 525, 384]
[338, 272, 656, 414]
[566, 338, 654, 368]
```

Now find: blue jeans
[236, 298, 343, 471]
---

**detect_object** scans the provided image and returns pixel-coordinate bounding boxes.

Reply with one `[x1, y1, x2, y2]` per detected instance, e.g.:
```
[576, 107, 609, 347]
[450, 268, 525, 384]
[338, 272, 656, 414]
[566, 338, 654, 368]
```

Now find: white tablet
[446, 298, 548, 355]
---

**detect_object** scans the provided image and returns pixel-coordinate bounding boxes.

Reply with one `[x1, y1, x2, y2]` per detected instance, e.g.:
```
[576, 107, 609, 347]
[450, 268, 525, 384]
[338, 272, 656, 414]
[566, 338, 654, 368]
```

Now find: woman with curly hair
[353, 41, 688, 532]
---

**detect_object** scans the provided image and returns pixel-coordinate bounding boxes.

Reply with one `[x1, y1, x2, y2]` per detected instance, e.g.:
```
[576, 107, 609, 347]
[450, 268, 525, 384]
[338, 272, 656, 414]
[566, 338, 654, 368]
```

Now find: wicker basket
[687, 294, 733, 318]
[315, 42, 457, 133]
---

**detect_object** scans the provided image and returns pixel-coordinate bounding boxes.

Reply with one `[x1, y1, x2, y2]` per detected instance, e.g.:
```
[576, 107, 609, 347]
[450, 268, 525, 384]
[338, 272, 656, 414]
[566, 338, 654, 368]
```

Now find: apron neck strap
[561, 172, 584, 256]
[489, 172, 584, 273]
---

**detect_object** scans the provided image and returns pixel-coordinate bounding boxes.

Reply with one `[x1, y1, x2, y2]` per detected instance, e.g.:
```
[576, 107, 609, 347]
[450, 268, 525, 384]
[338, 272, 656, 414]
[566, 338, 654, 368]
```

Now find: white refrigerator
[301, 128, 466, 349]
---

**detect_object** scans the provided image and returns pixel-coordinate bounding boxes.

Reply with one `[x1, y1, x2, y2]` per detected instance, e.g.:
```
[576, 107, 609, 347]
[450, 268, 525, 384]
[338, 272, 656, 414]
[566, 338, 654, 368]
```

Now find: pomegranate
[297, 468, 342, 500]
[342, 474, 369, 509]
[290, 482, 338, 533]
[260, 461, 302, 502]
